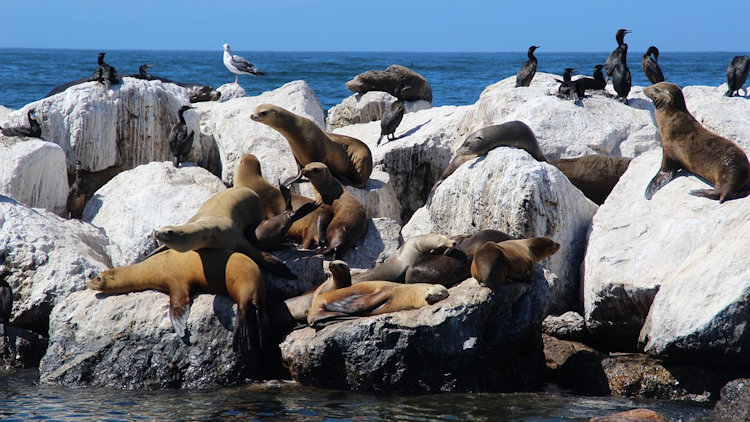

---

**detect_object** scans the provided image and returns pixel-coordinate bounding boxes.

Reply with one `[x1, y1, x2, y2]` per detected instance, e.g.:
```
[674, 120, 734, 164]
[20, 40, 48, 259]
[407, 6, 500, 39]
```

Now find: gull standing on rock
[223, 43, 266, 84]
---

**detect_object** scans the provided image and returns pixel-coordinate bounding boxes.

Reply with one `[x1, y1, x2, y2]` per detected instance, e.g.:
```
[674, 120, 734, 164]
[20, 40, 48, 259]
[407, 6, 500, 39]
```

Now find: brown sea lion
[432, 121, 546, 192]
[88, 248, 265, 354]
[307, 280, 449, 329]
[345, 64, 433, 102]
[250, 104, 373, 188]
[552, 155, 632, 205]
[352, 233, 457, 283]
[470, 237, 560, 289]
[152, 186, 295, 279]
[643, 82, 750, 203]
[405, 229, 514, 286]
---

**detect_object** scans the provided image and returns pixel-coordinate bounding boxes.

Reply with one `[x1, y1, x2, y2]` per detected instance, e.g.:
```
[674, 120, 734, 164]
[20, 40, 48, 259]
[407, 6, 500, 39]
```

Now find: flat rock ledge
[280, 268, 552, 394]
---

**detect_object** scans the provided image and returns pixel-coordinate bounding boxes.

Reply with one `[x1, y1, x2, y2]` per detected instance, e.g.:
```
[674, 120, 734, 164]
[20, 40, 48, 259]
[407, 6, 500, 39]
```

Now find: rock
[583, 149, 750, 349]
[403, 148, 598, 312]
[15, 79, 215, 174]
[543, 334, 608, 395]
[0, 196, 111, 335]
[264, 248, 327, 304]
[280, 268, 552, 393]
[345, 65, 433, 102]
[0, 326, 49, 369]
[333, 105, 470, 222]
[326, 91, 432, 130]
[338, 217, 402, 272]
[589, 408, 670, 422]
[683, 85, 750, 152]
[457, 73, 660, 161]
[82, 162, 227, 267]
[217, 83, 246, 102]
[0, 138, 68, 215]
[39, 289, 262, 389]
[714, 379, 750, 422]
[543, 311, 588, 341]
[198, 81, 325, 186]
[0, 105, 14, 126]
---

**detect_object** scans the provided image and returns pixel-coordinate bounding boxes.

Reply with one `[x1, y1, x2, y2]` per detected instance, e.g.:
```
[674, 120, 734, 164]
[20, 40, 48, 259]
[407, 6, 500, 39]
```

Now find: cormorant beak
[625, 30, 632, 34]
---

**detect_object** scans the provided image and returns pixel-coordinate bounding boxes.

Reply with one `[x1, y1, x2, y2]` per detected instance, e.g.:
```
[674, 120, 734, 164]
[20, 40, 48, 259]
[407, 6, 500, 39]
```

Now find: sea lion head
[237, 153, 262, 178]
[301, 162, 332, 183]
[154, 225, 214, 252]
[643, 82, 688, 112]
[423, 285, 449, 304]
[88, 270, 114, 290]
[250, 104, 291, 128]
[527, 237, 560, 261]
[328, 260, 352, 289]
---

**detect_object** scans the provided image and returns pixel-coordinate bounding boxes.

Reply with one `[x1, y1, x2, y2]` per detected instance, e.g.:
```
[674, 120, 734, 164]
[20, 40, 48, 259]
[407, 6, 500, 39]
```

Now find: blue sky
[2, 1, 749, 52]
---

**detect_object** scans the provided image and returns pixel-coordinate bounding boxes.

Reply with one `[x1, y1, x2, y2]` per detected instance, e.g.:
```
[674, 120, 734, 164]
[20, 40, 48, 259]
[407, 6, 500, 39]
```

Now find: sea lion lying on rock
[471, 237, 560, 289]
[346, 64, 433, 102]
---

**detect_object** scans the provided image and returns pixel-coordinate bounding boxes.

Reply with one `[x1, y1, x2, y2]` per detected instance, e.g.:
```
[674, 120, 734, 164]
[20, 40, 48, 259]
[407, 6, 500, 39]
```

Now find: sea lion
[432, 121, 546, 192]
[643, 82, 750, 203]
[516, 45, 539, 88]
[405, 229, 514, 286]
[250, 104, 373, 188]
[377, 99, 405, 145]
[470, 237, 560, 289]
[307, 280, 449, 329]
[153, 186, 296, 279]
[345, 64, 432, 102]
[725, 55, 750, 97]
[552, 155, 632, 205]
[0, 108, 41, 138]
[168, 105, 194, 167]
[88, 248, 264, 354]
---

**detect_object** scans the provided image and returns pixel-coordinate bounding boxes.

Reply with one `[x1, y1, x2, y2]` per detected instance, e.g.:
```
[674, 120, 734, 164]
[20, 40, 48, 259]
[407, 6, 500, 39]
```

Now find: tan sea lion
[352, 233, 457, 283]
[307, 280, 449, 329]
[250, 104, 373, 188]
[88, 248, 265, 354]
[153, 186, 295, 279]
[552, 155, 632, 205]
[470, 237, 560, 289]
[643, 82, 750, 203]
[432, 121, 546, 192]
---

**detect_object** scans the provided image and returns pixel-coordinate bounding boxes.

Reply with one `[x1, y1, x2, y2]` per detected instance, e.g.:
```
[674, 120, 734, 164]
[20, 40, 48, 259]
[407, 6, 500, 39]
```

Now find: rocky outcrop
[543, 311, 588, 341]
[345, 65, 433, 102]
[588, 409, 670, 422]
[281, 269, 552, 393]
[0, 326, 49, 369]
[403, 148, 598, 312]
[339, 217, 402, 272]
[0, 196, 111, 335]
[0, 138, 68, 215]
[217, 83, 246, 102]
[714, 379, 750, 422]
[683, 85, 750, 152]
[458, 73, 659, 161]
[82, 162, 227, 267]
[326, 91, 432, 130]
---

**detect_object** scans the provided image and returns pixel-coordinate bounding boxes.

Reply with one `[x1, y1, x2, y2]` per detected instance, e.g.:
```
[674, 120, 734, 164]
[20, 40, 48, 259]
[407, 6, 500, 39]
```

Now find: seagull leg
[235, 75, 239, 84]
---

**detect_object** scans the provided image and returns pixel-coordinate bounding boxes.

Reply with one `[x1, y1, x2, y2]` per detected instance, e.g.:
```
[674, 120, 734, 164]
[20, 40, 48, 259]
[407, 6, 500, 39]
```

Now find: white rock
[82, 162, 226, 267]
[403, 148, 597, 312]
[638, 207, 750, 363]
[683, 85, 750, 152]
[0, 196, 111, 334]
[457, 73, 660, 161]
[217, 83, 247, 102]
[340, 217, 402, 272]
[0, 138, 68, 215]
[583, 149, 750, 343]
[0, 105, 13, 126]
[326, 91, 432, 130]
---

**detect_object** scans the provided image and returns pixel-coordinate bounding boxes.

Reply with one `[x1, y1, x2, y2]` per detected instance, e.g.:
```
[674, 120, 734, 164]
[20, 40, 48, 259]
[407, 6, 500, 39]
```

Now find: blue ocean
[0, 49, 728, 421]
[0, 49, 741, 111]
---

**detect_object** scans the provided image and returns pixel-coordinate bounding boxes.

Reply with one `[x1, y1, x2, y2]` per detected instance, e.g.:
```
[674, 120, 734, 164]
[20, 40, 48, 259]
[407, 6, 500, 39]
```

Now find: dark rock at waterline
[280, 267, 553, 394]
[543, 311, 588, 342]
[0, 326, 48, 370]
[588, 408, 670, 422]
[713, 378, 750, 422]
[346, 65, 433, 102]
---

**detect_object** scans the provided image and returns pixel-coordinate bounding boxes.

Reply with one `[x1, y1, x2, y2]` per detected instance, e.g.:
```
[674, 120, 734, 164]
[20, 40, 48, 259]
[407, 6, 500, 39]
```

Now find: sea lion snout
[425, 286, 449, 304]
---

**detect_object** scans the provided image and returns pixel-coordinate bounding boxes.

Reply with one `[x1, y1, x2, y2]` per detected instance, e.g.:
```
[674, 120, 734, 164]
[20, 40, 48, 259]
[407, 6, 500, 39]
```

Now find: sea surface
[0, 49, 736, 420]
[0, 49, 743, 111]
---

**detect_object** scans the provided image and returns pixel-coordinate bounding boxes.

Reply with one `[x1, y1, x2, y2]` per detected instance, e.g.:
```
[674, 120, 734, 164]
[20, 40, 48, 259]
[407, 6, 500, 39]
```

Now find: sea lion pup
[470, 237, 560, 289]
[643, 82, 750, 203]
[153, 186, 296, 279]
[725, 55, 750, 97]
[377, 99, 405, 146]
[431, 121, 546, 192]
[352, 233, 457, 283]
[88, 248, 264, 354]
[289, 162, 367, 258]
[168, 105, 195, 167]
[250, 104, 373, 188]
[307, 280, 449, 329]
[552, 155, 632, 205]
[0, 108, 41, 138]
[405, 229, 513, 287]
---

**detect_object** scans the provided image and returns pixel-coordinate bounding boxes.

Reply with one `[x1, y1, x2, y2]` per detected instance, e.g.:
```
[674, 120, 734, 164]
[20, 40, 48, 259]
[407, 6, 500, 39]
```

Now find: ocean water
[0, 49, 742, 111]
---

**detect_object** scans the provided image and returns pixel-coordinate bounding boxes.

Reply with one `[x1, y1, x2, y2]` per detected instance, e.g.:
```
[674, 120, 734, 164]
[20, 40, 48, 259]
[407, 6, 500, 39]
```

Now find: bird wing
[231, 54, 259, 74]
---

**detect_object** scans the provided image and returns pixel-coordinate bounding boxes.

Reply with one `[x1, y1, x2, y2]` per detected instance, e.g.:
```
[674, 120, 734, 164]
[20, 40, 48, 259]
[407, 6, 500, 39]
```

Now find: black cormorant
[377, 100, 405, 146]
[515, 45, 540, 87]
[642, 46, 665, 84]
[169, 105, 195, 167]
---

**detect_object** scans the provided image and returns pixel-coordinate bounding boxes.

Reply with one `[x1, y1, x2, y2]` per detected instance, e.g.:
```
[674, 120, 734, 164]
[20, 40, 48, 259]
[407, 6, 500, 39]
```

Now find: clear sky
[2, 1, 749, 53]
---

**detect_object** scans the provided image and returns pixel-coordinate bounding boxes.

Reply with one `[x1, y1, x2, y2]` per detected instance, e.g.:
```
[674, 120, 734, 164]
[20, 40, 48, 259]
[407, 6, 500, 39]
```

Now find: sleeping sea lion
[470, 237, 560, 289]
[88, 248, 264, 354]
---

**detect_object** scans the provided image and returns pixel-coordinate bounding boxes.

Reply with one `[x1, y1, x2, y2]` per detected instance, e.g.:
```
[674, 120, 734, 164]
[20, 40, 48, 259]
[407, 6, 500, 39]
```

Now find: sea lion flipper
[290, 201, 320, 222]
[169, 291, 191, 338]
[232, 305, 262, 355]
[310, 315, 359, 330]
[143, 244, 170, 262]
[281, 169, 304, 188]
[644, 170, 676, 199]
[322, 291, 390, 316]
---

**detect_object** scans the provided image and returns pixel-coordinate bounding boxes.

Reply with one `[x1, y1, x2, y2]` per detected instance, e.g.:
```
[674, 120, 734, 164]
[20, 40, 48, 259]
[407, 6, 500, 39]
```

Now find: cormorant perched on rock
[611, 62, 632, 104]
[577, 65, 606, 91]
[91, 52, 120, 87]
[124, 64, 156, 80]
[557, 68, 585, 101]
[169, 105, 195, 167]
[515, 45, 539, 87]
[0, 109, 41, 138]
[0, 278, 11, 337]
[605, 29, 631, 77]
[223, 43, 266, 84]
[642, 46, 665, 84]
[377, 100, 405, 146]
[725, 55, 750, 97]
[67, 161, 87, 219]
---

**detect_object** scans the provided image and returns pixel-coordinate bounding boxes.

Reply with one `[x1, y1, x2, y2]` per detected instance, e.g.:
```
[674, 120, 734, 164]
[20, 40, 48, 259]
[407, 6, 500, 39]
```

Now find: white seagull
[222, 43, 265, 84]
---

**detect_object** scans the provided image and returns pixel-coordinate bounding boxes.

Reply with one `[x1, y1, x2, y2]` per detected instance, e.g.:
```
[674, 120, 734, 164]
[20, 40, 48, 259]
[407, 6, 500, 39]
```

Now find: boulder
[543, 311, 588, 342]
[39, 289, 262, 389]
[280, 268, 552, 393]
[333, 105, 471, 222]
[82, 162, 227, 267]
[457, 73, 660, 161]
[0, 326, 49, 369]
[588, 409, 670, 422]
[0, 105, 14, 126]
[714, 379, 750, 422]
[345, 65, 433, 102]
[583, 149, 750, 349]
[339, 217, 402, 272]
[403, 148, 598, 312]
[217, 83, 247, 102]
[0, 196, 111, 335]
[326, 91, 432, 130]
[0, 138, 68, 215]
[683, 85, 750, 152]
